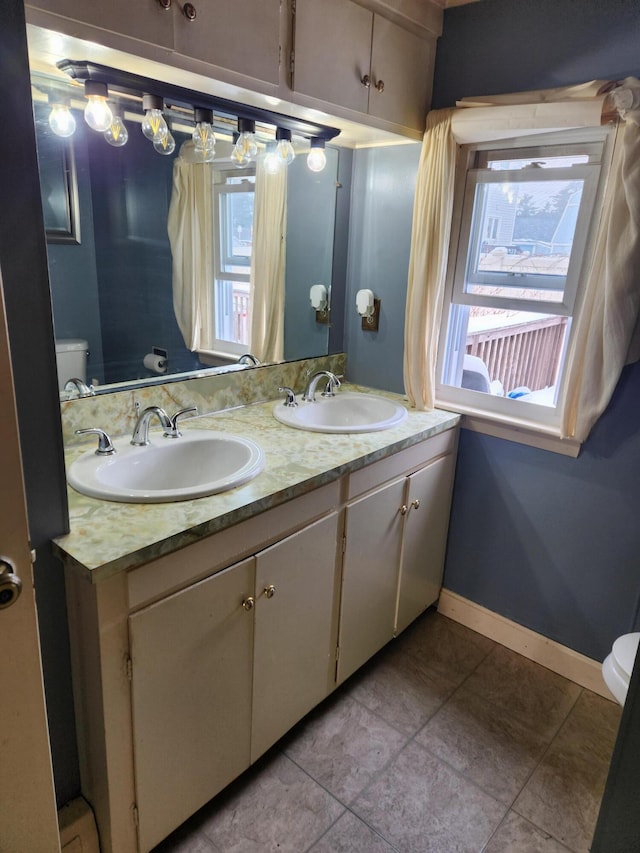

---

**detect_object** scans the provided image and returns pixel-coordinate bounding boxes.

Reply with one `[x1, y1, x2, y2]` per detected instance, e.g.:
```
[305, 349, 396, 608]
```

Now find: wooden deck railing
[466, 316, 568, 393]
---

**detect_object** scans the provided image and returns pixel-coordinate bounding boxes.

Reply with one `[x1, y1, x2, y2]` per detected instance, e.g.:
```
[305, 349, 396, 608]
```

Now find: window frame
[210, 168, 255, 357]
[435, 126, 615, 454]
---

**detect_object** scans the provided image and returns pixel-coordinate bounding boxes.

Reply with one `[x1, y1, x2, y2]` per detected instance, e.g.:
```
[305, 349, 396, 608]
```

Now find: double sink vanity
[56, 360, 459, 852]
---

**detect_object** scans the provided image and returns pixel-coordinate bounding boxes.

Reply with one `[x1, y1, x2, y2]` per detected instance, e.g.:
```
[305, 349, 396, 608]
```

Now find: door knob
[0, 559, 22, 610]
[242, 596, 255, 611]
[264, 584, 276, 599]
[373, 79, 385, 93]
[182, 2, 197, 20]
[400, 505, 408, 515]
[361, 74, 371, 89]
[157, 0, 172, 8]
[411, 499, 420, 510]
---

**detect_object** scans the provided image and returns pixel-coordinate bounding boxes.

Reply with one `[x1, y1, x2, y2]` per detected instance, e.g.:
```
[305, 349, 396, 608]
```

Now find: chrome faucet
[64, 377, 94, 397]
[302, 371, 341, 402]
[130, 406, 173, 446]
[164, 406, 198, 438]
[237, 353, 261, 365]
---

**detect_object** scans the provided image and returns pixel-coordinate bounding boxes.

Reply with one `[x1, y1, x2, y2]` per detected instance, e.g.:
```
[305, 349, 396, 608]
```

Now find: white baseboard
[58, 797, 100, 853]
[438, 589, 613, 700]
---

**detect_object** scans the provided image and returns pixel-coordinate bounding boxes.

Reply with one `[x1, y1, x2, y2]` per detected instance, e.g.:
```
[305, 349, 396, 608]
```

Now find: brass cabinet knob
[411, 499, 420, 510]
[183, 2, 196, 20]
[242, 596, 255, 611]
[361, 74, 371, 88]
[400, 505, 408, 515]
[374, 79, 385, 93]
[157, 0, 172, 9]
[264, 585, 276, 599]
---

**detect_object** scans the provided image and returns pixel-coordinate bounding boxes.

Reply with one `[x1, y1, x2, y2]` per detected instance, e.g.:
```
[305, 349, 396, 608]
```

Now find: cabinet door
[129, 558, 255, 853]
[293, 0, 372, 113]
[252, 512, 340, 761]
[26, 0, 174, 48]
[338, 478, 406, 683]
[396, 454, 456, 634]
[368, 15, 435, 130]
[173, 0, 281, 84]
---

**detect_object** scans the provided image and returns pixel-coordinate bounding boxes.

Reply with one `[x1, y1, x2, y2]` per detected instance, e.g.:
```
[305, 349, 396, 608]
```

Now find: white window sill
[435, 403, 582, 457]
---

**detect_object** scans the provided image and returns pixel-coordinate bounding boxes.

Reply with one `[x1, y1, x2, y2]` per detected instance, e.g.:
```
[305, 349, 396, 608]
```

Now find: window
[212, 170, 255, 356]
[436, 129, 612, 440]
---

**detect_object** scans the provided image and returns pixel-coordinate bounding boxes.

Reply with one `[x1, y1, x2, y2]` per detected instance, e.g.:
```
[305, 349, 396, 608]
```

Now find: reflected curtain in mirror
[250, 158, 286, 364]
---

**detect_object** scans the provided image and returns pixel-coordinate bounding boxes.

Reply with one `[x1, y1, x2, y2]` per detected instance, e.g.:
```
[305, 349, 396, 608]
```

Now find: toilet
[602, 632, 640, 705]
[55, 338, 88, 391]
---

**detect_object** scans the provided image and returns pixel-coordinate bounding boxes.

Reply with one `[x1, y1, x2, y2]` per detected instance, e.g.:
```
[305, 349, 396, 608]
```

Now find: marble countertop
[54, 386, 459, 583]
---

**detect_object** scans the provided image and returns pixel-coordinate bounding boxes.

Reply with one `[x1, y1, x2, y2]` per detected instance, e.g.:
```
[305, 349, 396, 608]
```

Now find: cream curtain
[403, 109, 457, 409]
[167, 148, 217, 351]
[405, 79, 640, 443]
[249, 158, 287, 363]
[559, 80, 640, 441]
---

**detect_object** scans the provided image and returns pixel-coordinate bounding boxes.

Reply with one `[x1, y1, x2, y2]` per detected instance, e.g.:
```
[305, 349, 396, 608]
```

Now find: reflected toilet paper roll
[143, 353, 167, 374]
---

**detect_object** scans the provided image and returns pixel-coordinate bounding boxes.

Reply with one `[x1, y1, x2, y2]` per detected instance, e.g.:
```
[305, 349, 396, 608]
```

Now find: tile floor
[152, 610, 621, 853]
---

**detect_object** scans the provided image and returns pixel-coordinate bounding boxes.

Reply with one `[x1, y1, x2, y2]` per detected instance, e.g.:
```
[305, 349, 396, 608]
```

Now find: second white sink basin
[273, 391, 408, 433]
[67, 430, 264, 503]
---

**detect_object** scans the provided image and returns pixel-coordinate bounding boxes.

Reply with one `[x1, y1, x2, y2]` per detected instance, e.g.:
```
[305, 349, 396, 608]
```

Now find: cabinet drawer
[347, 429, 456, 500]
[128, 480, 340, 608]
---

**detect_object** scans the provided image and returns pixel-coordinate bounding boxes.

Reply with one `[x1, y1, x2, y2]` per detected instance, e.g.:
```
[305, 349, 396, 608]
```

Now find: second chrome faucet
[131, 405, 198, 446]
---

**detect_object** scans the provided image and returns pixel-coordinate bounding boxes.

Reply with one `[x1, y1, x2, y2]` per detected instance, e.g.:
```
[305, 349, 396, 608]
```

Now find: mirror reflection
[31, 73, 345, 397]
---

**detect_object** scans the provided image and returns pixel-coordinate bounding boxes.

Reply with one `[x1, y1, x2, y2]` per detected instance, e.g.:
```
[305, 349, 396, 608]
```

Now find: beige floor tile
[351, 739, 506, 852]
[284, 691, 408, 805]
[198, 752, 344, 853]
[309, 811, 397, 852]
[462, 644, 581, 739]
[484, 811, 573, 852]
[396, 611, 495, 686]
[415, 685, 549, 804]
[513, 692, 619, 852]
[153, 830, 221, 853]
[344, 640, 457, 736]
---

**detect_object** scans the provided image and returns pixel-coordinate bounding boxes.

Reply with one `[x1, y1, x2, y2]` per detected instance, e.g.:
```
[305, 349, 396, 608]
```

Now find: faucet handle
[278, 387, 298, 407]
[321, 374, 341, 397]
[165, 406, 198, 438]
[75, 428, 116, 455]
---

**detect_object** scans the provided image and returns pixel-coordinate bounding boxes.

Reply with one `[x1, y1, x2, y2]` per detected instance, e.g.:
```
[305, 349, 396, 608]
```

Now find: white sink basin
[273, 391, 408, 433]
[67, 430, 264, 503]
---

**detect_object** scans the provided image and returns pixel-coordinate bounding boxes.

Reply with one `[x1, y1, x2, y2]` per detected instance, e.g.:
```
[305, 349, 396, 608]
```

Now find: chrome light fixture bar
[57, 59, 341, 145]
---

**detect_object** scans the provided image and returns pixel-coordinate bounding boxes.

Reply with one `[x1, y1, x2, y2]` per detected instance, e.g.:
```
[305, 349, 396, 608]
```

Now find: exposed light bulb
[104, 110, 128, 147]
[307, 139, 327, 172]
[192, 108, 216, 158]
[263, 142, 283, 174]
[232, 118, 258, 167]
[83, 82, 113, 132]
[141, 94, 168, 142]
[48, 99, 76, 138]
[154, 131, 176, 155]
[275, 128, 295, 166]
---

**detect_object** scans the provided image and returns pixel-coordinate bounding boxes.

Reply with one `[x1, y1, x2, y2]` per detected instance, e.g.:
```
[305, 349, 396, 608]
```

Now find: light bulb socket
[142, 93, 164, 112]
[194, 107, 214, 125]
[84, 80, 109, 100]
[238, 117, 255, 135]
[310, 137, 325, 150]
[275, 127, 292, 142]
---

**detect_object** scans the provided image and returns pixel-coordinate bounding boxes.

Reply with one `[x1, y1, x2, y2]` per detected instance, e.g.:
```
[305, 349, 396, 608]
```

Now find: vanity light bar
[57, 59, 341, 144]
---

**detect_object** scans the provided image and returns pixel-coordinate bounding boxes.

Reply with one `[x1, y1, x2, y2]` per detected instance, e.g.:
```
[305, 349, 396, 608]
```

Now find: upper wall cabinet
[26, 0, 282, 89]
[171, 0, 281, 84]
[292, 0, 436, 133]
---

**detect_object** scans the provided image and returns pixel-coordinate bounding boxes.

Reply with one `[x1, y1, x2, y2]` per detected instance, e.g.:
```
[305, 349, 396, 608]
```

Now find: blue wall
[345, 143, 421, 392]
[433, 0, 640, 660]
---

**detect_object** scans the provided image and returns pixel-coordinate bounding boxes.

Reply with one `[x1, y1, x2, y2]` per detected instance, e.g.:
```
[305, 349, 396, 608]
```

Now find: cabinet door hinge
[335, 645, 340, 662]
[334, 645, 340, 681]
[125, 656, 133, 681]
[291, 0, 296, 14]
[132, 804, 139, 828]
[341, 534, 347, 555]
[290, 49, 295, 85]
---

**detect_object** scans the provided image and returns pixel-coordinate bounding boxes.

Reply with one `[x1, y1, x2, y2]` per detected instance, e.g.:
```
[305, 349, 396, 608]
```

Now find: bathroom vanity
[57, 388, 459, 852]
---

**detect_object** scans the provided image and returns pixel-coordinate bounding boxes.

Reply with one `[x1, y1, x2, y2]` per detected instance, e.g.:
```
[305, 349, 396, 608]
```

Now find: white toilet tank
[55, 339, 88, 391]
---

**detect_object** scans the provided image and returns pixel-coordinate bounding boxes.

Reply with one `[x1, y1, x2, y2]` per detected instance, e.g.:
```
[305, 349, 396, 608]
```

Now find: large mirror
[31, 71, 347, 397]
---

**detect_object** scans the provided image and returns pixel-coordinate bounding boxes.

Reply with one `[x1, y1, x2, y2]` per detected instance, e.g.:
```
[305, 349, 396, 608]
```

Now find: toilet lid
[612, 633, 640, 677]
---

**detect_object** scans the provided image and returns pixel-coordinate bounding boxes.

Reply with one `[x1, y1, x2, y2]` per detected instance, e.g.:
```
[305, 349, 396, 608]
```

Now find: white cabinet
[338, 430, 457, 682]
[128, 511, 340, 852]
[26, 0, 282, 89]
[63, 429, 457, 852]
[292, 0, 436, 132]
[172, 0, 281, 84]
